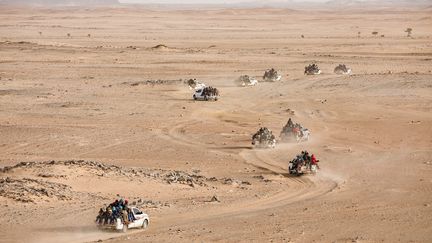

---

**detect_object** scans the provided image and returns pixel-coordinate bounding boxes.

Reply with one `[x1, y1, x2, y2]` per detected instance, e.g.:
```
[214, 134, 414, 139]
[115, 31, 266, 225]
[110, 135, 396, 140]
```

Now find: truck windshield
[133, 208, 142, 215]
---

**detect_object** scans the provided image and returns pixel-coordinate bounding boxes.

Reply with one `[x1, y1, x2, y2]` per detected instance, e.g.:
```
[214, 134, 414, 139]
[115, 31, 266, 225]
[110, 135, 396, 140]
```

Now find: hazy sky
[120, 0, 331, 3]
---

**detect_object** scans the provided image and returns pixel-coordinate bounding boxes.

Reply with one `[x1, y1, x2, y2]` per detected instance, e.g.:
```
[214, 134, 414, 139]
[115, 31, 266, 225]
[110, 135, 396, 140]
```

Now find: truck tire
[142, 219, 149, 229]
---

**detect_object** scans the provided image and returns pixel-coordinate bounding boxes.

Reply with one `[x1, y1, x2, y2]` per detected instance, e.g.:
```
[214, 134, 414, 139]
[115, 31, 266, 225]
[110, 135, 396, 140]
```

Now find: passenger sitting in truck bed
[128, 208, 135, 221]
[311, 154, 320, 169]
[96, 207, 105, 224]
[123, 200, 136, 221]
[122, 208, 129, 225]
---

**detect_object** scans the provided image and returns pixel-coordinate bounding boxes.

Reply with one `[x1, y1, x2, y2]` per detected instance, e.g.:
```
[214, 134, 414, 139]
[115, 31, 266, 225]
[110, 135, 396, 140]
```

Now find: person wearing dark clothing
[287, 118, 294, 128]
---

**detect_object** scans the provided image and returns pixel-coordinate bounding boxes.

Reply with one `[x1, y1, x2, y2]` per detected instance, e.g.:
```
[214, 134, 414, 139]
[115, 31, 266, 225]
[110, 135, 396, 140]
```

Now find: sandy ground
[0, 6, 431, 243]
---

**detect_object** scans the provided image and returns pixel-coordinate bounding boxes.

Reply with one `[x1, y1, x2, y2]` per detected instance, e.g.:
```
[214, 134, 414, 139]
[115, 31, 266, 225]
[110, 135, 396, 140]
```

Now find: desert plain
[0, 5, 431, 243]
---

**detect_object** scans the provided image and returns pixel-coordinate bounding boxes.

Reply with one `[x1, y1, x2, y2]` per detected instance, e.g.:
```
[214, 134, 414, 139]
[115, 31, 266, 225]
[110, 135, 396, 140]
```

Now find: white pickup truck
[97, 207, 149, 232]
[193, 87, 219, 101]
[237, 75, 258, 86]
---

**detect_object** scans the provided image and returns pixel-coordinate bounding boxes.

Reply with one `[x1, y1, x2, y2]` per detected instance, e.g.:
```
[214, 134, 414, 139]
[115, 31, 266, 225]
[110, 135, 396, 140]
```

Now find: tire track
[153, 103, 339, 222]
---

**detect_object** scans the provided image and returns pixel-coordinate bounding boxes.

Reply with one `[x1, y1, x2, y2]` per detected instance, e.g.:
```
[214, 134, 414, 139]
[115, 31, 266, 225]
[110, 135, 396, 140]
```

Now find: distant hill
[228, 0, 295, 8]
[326, 0, 432, 7]
[4, 0, 428, 9]
[0, 0, 120, 6]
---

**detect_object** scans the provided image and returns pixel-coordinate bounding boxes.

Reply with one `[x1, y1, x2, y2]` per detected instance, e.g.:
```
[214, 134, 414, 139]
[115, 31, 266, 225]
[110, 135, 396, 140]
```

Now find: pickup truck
[288, 161, 317, 176]
[193, 86, 219, 101]
[97, 207, 149, 232]
[237, 75, 258, 86]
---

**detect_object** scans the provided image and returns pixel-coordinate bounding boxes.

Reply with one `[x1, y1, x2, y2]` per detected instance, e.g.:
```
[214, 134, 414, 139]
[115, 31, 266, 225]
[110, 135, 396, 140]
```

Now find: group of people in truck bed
[96, 198, 136, 225]
[291, 150, 320, 171]
[280, 118, 307, 141]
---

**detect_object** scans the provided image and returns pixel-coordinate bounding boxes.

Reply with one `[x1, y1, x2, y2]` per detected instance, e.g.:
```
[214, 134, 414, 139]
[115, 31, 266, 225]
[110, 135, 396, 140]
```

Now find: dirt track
[0, 6, 431, 243]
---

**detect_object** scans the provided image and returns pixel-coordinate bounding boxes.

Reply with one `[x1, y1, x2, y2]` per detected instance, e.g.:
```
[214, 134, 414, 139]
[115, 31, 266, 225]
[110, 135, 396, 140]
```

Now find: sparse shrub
[405, 28, 412, 37]
[372, 31, 378, 37]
